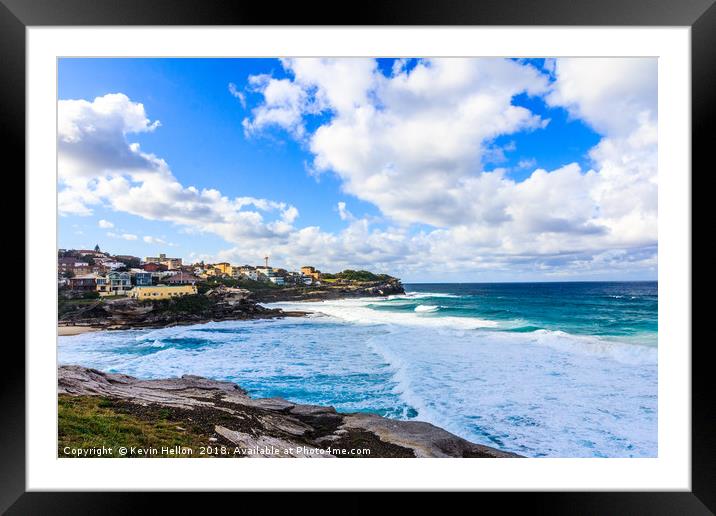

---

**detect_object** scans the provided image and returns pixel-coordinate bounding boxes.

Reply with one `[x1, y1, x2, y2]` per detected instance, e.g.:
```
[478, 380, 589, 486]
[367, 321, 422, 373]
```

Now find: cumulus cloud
[98, 219, 114, 228]
[216, 217, 413, 273]
[546, 58, 657, 137]
[60, 57, 658, 279]
[238, 57, 657, 277]
[58, 93, 301, 246]
[261, 58, 550, 227]
[546, 58, 658, 251]
[242, 75, 309, 138]
[58, 93, 161, 181]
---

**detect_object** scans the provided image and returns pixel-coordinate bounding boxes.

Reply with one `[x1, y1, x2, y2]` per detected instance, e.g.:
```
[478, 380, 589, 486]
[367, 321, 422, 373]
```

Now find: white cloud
[98, 219, 114, 228]
[59, 188, 95, 216]
[228, 82, 246, 108]
[58, 93, 161, 181]
[283, 58, 377, 115]
[242, 75, 309, 138]
[339, 60, 541, 226]
[545, 57, 658, 252]
[107, 231, 137, 241]
[60, 57, 658, 280]
[337, 201, 354, 221]
[247, 58, 550, 227]
[143, 235, 177, 246]
[546, 58, 657, 137]
[238, 57, 657, 278]
[516, 158, 537, 170]
[58, 93, 300, 247]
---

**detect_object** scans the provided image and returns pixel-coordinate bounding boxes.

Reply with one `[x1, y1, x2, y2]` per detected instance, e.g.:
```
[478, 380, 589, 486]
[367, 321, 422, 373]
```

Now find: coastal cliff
[58, 278, 405, 331]
[58, 365, 518, 458]
[58, 288, 307, 331]
[254, 277, 405, 303]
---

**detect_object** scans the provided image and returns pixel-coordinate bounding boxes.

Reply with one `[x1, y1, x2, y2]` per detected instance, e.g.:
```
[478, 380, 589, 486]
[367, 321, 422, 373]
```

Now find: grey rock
[58, 365, 520, 458]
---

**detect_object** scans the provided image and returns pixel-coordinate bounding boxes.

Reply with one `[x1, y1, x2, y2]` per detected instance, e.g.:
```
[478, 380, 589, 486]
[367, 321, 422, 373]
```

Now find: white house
[241, 270, 259, 281]
[102, 261, 125, 270]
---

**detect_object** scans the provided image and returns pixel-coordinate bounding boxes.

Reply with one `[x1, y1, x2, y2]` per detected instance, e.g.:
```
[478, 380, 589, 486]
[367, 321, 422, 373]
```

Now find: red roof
[142, 263, 168, 271]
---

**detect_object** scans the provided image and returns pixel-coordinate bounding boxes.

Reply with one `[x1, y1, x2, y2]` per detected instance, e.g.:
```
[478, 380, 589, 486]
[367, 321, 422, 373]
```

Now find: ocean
[58, 281, 658, 458]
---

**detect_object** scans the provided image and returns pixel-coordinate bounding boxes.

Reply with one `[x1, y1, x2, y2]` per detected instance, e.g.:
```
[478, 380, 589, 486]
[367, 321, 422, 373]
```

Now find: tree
[94, 244, 101, 252]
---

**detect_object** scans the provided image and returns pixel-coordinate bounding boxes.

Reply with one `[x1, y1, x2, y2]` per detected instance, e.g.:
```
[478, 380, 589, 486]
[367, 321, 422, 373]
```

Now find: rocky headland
[58, 365, 518, 458]
[58, 279, 405, 331]
[254, 277, 405, 303]
[58, 286, 307, 331]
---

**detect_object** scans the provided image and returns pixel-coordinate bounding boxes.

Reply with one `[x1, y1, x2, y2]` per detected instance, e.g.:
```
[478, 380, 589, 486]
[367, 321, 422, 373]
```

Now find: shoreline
[57, 287, 657, 458]
[57, 309, 314, 335]
[58, 325, 104, 336]
[58, 281, 404, 333]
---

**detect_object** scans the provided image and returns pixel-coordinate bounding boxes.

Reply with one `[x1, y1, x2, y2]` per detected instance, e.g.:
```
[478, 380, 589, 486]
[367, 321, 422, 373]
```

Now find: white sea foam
[58, 302, 657, 458]
[414, 304, 439, 313]
[530, 329, 657, 365]
[266, 298, 498, 329]
[267, 298, 656, 365]
[400, 292, 462, 299]
[364, 325, 657, 457]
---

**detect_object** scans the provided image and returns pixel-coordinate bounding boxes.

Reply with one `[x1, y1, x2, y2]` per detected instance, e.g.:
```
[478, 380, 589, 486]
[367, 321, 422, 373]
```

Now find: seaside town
[57, 245, 404, 334]
[58, 245, 324, 300]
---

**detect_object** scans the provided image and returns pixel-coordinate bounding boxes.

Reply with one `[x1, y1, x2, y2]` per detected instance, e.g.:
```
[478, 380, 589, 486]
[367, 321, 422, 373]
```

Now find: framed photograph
[7, 0, 711, 510]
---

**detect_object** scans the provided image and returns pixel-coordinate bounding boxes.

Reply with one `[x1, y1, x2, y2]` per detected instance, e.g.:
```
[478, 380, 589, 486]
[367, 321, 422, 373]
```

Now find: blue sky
[59, 59, 381, 248]
[58, 58, 657, 282]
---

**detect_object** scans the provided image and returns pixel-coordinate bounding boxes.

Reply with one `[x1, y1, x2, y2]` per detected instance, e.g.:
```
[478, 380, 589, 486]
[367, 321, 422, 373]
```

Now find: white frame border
[27, 26, 691, 491]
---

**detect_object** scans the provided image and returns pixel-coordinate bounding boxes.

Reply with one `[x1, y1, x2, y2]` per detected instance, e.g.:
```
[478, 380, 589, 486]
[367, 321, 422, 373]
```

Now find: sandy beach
[58, 325, 101, 336]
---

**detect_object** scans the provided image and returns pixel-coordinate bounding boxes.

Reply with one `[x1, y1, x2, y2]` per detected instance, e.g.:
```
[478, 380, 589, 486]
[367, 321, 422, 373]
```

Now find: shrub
[151, 294, 213, 315]
[330, 270, 392, 282]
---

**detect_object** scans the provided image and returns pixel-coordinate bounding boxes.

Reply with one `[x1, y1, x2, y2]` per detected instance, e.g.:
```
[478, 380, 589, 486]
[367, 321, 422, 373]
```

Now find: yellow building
[300, 266, 321, 280]
[213, 262, 232, 275]
[129, 284, 198, 300]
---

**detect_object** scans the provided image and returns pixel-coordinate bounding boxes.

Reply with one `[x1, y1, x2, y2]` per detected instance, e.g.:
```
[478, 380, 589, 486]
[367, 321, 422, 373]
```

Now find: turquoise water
[58, 281, 657, 458]
[385, 282, 657, 343]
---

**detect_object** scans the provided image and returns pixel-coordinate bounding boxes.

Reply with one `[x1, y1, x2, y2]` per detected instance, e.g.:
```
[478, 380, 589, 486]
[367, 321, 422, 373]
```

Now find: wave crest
[414, 304, 440, 313]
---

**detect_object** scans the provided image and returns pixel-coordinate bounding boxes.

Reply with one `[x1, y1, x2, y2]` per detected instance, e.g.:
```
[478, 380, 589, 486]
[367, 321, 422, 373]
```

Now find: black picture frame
[3, 0, 710, 511]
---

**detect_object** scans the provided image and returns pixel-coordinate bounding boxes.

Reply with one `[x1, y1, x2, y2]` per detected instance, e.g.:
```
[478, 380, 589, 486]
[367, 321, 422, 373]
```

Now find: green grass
[57, 297, 103, 317]
[58, 395, 210, 458]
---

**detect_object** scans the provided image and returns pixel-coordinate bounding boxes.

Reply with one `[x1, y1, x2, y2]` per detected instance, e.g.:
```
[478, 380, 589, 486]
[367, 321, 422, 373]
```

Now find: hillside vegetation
[321, 269, 395, 282]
